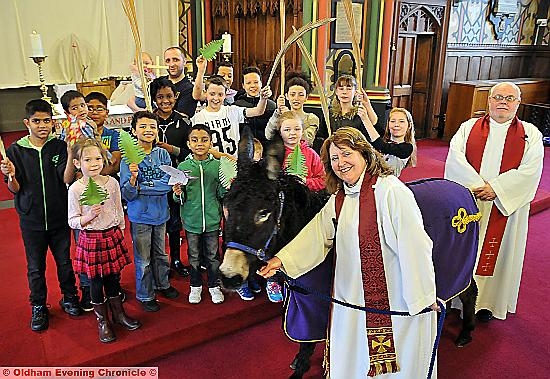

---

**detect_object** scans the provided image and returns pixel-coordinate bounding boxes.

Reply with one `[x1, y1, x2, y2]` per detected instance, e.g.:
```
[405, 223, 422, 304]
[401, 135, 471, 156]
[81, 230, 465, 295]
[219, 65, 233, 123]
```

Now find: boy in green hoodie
[173, 124, 227, 305]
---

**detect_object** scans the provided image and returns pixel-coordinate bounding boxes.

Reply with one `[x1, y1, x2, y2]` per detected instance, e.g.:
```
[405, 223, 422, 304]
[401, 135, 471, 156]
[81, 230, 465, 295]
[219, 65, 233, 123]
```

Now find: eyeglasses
[88, 107, 107, 113]
[490, 95, 519, 103]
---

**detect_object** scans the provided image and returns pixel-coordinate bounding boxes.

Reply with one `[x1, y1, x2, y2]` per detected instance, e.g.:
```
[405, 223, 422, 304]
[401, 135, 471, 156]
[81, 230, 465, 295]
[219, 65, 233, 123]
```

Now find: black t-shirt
[156, 110, 191, 166]
[165, 75, 198, 118]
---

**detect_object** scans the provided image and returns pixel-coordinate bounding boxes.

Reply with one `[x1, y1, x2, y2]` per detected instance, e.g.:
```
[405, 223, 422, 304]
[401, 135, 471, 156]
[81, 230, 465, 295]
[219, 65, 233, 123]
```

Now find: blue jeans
[186, 230, 220, 288]
[130, 222, 171, 302]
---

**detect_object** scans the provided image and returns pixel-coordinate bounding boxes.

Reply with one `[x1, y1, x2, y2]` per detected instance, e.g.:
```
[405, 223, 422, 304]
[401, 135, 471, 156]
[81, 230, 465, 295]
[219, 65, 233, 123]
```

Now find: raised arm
[245, 86, 272, 118]
[192, 56, 208, 101]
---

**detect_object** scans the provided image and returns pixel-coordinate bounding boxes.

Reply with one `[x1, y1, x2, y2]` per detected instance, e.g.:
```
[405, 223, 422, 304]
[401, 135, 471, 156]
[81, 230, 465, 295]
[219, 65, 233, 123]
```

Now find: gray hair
[489, 82, 521, 99]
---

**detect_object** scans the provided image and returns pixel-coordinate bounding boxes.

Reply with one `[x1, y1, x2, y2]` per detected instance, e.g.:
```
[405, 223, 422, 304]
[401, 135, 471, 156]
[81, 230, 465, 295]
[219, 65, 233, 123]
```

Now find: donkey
[220, 131, 479, 378]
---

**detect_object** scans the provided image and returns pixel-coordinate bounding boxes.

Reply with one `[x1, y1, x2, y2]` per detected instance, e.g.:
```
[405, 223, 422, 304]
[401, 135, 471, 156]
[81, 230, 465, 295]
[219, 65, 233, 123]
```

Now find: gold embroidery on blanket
[452, 207, 482, 233]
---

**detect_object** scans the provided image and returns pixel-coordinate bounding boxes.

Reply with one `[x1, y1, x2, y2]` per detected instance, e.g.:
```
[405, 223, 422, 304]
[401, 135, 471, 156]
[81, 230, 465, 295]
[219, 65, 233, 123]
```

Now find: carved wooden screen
[211, 0, 303, 97]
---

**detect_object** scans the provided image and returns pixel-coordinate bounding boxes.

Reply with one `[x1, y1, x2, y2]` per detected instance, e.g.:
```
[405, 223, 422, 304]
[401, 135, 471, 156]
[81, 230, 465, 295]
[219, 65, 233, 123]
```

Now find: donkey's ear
[265, 133, 285, 180]
[237, 125, 254, 171]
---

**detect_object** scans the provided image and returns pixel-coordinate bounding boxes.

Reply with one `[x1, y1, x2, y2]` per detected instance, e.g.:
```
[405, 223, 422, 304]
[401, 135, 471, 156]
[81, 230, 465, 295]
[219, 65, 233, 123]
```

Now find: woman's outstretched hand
[257, 257, 282, 278]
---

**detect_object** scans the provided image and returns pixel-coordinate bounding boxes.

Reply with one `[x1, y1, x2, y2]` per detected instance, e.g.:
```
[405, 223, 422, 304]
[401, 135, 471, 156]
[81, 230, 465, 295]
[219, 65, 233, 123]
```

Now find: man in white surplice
[445, 81, 544, 322]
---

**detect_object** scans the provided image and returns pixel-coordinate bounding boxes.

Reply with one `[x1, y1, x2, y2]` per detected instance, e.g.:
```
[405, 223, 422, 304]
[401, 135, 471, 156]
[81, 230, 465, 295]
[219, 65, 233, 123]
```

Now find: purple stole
[466, 115, 525, 276]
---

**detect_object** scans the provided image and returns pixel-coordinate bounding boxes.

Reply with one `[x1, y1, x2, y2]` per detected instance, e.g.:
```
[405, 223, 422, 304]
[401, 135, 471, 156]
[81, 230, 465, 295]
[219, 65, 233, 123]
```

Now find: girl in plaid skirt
[68, 139, 141, 343]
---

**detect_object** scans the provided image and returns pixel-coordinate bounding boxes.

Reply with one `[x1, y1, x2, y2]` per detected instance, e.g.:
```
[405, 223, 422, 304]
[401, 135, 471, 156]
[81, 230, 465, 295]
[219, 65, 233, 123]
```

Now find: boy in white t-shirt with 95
[191, 75, 272, 158]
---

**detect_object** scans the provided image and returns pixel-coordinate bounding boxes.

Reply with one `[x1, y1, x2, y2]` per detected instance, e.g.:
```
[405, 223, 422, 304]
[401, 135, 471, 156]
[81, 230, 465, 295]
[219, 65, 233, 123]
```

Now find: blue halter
[226, 191, 285, 262]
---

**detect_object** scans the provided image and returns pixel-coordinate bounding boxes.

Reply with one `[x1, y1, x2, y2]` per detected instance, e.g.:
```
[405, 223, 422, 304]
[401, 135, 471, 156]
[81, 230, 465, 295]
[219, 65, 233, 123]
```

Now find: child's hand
[129, 163, 139, 186]
[357, 104, 370, 124]
[260, 86, 272, 99]
[173, 183, 182, 196]
[196, 56, 207, 73]
[90, 204, 102, 216]
[0, 158, 15, 177]
[276, 95, 288, 114]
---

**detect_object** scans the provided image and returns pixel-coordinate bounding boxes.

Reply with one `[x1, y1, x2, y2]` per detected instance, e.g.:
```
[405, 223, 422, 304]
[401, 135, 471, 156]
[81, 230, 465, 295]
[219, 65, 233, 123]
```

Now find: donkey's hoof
[455, 333, 472, 347]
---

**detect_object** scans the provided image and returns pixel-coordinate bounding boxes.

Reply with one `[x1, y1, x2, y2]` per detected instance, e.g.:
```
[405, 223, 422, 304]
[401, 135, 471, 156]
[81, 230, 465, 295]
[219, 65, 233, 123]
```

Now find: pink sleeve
[304, 147, 326, 191]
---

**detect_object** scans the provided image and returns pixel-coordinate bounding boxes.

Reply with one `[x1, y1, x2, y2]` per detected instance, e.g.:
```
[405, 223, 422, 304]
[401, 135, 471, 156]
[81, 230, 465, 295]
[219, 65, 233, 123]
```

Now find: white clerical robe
[277, 173, 437, 379]
[444, 117, 544, 320]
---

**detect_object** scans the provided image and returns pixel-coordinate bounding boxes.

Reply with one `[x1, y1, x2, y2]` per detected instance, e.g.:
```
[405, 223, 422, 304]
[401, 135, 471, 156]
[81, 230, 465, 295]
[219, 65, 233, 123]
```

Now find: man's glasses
[490, 95, 519, 103]
[88, 107, 107, 113]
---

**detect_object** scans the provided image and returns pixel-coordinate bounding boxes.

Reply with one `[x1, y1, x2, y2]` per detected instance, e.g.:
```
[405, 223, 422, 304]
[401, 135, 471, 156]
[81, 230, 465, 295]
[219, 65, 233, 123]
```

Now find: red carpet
[151, 208, 550, 379]
[0, 210, 280, 366]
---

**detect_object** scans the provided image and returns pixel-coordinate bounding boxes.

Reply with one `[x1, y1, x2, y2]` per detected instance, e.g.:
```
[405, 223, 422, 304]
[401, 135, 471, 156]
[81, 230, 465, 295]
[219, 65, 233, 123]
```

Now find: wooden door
[390, 0, 449, 138]
[211, 0, 302, 97]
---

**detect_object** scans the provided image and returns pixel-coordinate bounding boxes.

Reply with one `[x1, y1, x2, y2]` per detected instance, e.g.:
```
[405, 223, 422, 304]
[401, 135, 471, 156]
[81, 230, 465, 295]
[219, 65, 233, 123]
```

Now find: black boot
[80, 286, 93, 312]
[109, 294, 141, 331]
[171, 260, 190, 277]
[92, 302, 116, 343]
[30, 305, 49, 332]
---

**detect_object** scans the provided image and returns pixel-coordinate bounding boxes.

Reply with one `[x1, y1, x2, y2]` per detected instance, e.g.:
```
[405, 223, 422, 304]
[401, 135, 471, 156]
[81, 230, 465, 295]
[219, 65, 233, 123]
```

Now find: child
[191, 75, 272, 158]
[265, 71, 319, 146]
[0, 99, 82, 332]
[150, 77, 191, 277]
[59, 90, 98, 141]
[234, 67, 277, 145]
[85, 92, 122, 176]
[127, 52, 156, 112]
[68, 139, 140, 343]
[120, 111, 179, 312]
[173, 124, 226, 304]
[216, 61, 237, 104]
[278, 111, 326, 192]
[327, 74, 380, 139]
[360, 106, 416, 177]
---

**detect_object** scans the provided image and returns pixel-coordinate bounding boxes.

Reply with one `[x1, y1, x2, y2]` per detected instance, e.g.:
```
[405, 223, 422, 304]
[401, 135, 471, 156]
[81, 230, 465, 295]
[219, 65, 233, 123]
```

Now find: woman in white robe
[259, 127, 439, 379]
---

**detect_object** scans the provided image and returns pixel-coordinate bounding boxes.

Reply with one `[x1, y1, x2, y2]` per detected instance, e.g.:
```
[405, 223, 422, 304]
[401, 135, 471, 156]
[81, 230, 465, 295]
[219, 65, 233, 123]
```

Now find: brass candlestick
[30, 56, 60, 115]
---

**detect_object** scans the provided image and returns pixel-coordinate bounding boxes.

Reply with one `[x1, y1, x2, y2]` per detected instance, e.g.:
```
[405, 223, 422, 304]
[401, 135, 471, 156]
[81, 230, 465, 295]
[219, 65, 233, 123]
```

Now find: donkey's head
[220, 127, 287, 289]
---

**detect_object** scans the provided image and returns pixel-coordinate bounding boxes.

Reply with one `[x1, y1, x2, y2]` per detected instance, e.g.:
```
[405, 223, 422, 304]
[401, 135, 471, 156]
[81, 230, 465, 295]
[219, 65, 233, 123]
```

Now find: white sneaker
[189, 286, 202, 304]
[208, 286, 224, 304]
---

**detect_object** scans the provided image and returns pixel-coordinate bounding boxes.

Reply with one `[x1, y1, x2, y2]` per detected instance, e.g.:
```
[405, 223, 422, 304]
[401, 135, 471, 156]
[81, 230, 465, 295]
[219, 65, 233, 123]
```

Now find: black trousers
[90, 274, 121, 303]
[21, 225, 78, 306]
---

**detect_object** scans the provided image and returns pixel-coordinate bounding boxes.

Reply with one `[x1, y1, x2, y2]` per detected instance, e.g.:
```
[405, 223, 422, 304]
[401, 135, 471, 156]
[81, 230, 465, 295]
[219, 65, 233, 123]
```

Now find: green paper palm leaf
[285, 145, 307, 180]
[219, 156, 237, 189]
[79, 177, 109, 206]
[119, 129, 146, 165]
[199, 39, 225, 61]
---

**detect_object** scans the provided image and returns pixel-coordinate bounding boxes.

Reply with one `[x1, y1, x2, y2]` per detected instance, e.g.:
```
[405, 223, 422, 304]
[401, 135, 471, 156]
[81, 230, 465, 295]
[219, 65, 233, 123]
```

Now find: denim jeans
[130, 222, 171, 302]
[21, 225, 78, 306]
[186, 230, 220, 288]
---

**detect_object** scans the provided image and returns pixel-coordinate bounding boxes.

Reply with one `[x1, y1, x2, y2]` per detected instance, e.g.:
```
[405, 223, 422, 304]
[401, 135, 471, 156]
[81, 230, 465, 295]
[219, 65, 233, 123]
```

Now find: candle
[222, 32, 232, 53]
[30, 31, 45, 57]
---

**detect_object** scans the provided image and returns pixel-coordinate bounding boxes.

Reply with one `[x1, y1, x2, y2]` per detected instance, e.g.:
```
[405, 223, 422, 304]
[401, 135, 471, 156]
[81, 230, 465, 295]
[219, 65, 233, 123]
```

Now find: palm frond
[284, 145, 307, 179]
[79, 177, 109, 206]
[119, 129, 146, 165]
[199, 39, 225, 61]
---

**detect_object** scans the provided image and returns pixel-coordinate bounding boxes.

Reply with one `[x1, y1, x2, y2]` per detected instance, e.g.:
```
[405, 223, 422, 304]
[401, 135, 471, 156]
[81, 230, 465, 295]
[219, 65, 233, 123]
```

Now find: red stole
[335, 173, 399, 376]
[465, 115, 525, 276]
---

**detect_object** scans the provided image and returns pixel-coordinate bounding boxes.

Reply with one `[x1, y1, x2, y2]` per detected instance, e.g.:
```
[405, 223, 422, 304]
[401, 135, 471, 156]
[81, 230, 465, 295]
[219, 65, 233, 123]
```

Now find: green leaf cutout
[284, 145, 307, 180]
[119, 129, 146, 165]
[199, 39, 225, 61]
[79, 177, 109, 206]
[219, 156, 237, 189]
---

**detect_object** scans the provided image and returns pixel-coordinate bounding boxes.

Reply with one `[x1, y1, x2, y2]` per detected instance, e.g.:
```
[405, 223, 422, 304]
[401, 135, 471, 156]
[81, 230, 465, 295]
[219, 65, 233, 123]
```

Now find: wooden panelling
[441, 44, 550, 136]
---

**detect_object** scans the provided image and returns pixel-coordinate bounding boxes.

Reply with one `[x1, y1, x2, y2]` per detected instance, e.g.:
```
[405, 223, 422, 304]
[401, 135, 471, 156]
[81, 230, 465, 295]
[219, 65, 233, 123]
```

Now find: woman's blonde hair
[72, 138, 109, 167]
[385, 107, 417, 167]
[320, 127, 393, 193]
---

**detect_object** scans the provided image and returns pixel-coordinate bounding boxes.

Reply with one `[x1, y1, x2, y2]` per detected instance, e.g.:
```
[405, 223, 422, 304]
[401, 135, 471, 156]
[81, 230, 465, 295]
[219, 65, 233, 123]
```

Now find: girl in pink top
[68, 139, 140, 343]
[278, 111, 325, 191]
